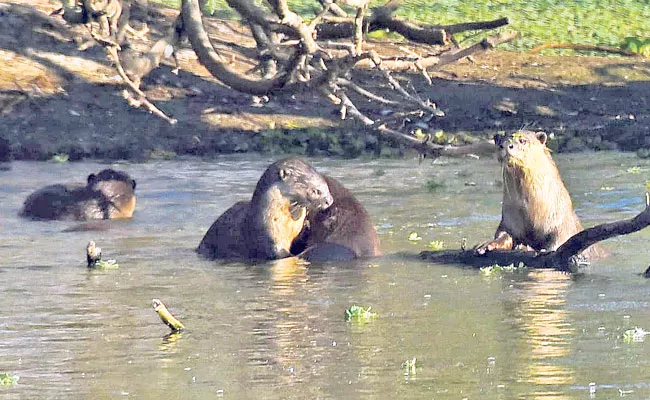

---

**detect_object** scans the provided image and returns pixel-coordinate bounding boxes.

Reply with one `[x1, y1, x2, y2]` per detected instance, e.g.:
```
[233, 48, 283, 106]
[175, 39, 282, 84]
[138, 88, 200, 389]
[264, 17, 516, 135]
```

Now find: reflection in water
[159, 331, 185, 353]
[515, 270, 574, 399]
[2, 156, 650, 398]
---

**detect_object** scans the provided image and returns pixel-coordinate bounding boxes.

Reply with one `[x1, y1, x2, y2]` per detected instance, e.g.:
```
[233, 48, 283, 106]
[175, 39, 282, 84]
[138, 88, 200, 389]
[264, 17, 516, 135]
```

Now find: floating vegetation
[428, 240, 444, 251]
[345, 305, 377, 322]
[401, 357, 417, 376]
[480, 262, 526, 276]
[86, 241, 119, 269]
[623, 327, 650, 343]
[408, 231, 422, 242]
[93, 259, 119, 269]
[0, 372, 18, 386]
[424, 179, 446, 192]
[626, 166, 642, 174]
[50, 153, 69, 163]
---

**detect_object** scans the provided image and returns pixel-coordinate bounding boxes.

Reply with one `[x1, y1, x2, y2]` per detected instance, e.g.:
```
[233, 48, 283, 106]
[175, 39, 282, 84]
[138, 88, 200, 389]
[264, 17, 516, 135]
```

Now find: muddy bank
[0, 1, 649, 161]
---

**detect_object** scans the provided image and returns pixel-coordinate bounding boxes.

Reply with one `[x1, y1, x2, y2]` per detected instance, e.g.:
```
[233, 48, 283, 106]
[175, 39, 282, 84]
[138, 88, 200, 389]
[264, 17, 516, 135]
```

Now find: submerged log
[420, 193, 650, 272]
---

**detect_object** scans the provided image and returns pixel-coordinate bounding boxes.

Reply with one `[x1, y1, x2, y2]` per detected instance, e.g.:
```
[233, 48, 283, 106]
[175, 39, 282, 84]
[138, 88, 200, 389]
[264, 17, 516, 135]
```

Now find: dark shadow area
[1, 1, 649, 161]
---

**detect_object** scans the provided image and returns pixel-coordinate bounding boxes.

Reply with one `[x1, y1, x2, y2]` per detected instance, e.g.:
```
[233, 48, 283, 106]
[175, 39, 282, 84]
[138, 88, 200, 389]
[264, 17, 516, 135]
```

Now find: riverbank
[0, 1, 649, 162]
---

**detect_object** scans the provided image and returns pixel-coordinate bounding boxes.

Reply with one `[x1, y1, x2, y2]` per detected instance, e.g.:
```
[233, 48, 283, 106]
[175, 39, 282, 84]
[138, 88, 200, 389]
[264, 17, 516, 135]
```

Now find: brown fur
[476, 130, 604, 259]
[20, 169, 136, 221]
[292, 175, 380, 261]
[197, 158, 333, 260]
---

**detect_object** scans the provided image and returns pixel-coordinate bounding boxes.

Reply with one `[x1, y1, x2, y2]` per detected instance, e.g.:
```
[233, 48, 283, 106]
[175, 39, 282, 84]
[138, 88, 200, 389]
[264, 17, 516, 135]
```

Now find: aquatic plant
[428, 240, 444, 251]
[92, 259, 119, 269]
[408, 231, 422, 242]
[401, 358, 417, 376]
[345, 305, 377, 322]
[424, 179, 446, 192]
[623, 327, 650, 343]
[480, 262, 526, 276]
[0, 372, 18, 386]
[50, 153, 69, 163]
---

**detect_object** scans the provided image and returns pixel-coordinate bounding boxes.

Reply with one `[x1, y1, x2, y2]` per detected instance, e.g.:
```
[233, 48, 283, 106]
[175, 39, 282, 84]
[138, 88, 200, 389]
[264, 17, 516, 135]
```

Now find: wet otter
[20, 169, 137, 221]
[475, 130, 604, 259]
[292, 175, 381, 262]
[197, 158, 334, 260]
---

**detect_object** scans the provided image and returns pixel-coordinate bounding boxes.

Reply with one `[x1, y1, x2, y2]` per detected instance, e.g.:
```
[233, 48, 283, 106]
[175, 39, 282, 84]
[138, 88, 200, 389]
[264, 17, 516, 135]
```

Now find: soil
[1, 0, 649, 161]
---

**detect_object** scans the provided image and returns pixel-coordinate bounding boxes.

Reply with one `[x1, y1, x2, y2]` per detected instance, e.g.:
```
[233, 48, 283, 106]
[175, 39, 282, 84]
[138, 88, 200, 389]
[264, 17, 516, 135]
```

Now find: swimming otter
[20, 169, 137, 220]
[475, 130, 603, 259]
[292, 175, 381, 262]
[197, 158, 334, 260]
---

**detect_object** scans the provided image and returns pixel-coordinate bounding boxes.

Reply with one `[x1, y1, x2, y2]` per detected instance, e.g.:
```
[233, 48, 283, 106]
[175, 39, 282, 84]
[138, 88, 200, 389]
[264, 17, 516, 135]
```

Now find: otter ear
[535, 131, 548, 145]
[87, 173, 97, 186]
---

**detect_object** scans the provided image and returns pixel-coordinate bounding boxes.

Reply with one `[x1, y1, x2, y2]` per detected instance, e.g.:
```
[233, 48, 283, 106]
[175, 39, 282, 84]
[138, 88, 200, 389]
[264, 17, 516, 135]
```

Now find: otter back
[20, 169, 137, 221]
[294, 175, 380, 261]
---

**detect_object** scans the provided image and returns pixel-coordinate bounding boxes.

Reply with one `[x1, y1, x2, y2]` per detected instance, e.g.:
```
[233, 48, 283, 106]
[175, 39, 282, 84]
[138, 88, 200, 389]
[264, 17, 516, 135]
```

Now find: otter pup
[20, 169, 137, 221]
[292, 175, 380, 262]
[476, 130, 603, 259]
[197, 158, 334, 260]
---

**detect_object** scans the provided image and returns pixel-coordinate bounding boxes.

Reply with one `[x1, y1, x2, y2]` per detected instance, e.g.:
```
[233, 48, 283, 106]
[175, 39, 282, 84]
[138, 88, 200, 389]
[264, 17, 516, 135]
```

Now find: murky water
[1, 153, 650, 399]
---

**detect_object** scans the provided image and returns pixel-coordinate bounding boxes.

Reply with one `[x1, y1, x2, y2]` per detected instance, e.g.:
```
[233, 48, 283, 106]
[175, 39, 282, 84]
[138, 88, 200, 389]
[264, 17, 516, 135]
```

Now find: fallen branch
[107, 46, 178, 124]
[420, 193, 650, 272]
[530, 43, 638, 57]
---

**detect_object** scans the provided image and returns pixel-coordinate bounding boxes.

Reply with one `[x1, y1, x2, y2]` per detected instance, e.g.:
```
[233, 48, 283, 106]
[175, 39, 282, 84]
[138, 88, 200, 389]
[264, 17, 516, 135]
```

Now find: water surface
[1, 153, 650, 399]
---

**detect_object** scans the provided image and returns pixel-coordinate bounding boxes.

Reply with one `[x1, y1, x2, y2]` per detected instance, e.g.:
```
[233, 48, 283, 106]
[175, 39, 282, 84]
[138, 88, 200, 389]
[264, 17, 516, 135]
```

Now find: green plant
[0, 372, 18, 386]
[345, 305, 377, 322]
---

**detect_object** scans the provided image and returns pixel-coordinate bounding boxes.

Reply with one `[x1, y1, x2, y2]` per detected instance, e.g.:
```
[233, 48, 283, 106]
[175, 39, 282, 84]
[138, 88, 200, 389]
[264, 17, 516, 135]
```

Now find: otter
[20, 169, 137, 221]
[197, 158, 334, 261]
[475, 130, 604, 259]
[292, 175, 381, 262]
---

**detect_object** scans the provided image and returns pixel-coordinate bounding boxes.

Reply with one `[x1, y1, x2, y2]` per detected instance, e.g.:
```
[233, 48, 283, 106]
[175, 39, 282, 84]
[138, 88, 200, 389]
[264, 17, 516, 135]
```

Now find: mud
[0, 0, 648, 161]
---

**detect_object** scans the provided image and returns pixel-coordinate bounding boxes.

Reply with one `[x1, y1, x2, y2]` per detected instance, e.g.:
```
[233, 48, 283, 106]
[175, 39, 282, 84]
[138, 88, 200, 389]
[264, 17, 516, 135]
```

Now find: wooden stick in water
[152, 299, 185, 331]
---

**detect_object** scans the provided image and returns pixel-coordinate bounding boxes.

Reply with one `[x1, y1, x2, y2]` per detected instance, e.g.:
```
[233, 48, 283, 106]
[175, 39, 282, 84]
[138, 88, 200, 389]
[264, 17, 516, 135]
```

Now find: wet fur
[20, 168, 136, 221]
[293, 175, 380, 261]
[197, 158, 333, 260]
[478, 130, 604, 259]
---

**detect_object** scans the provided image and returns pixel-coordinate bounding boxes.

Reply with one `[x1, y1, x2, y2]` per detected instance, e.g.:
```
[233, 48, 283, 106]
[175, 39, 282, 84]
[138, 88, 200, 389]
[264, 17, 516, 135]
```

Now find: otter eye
[519, 137, 527, 144]
[508, 143, 514, 150]
[312, 188, 321, 196]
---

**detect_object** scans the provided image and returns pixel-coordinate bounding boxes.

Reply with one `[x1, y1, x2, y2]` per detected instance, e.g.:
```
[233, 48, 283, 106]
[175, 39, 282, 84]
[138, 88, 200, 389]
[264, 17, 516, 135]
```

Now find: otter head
[87, 169, 137, 218]
[495, 131, 548, 169]
[262, 158, 334, 212]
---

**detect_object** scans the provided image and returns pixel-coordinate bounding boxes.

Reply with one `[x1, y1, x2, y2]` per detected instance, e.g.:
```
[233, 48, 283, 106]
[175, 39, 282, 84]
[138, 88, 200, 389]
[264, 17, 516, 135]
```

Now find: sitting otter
[292, 175, 381, 262]
[197, 158, 334, 260]
[20, 169, 137, 221]
[475, 130, 604, 259]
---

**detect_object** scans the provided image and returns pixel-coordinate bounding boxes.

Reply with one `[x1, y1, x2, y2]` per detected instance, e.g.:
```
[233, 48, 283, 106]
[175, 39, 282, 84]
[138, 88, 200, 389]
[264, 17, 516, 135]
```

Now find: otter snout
[320, 191, 334, 210]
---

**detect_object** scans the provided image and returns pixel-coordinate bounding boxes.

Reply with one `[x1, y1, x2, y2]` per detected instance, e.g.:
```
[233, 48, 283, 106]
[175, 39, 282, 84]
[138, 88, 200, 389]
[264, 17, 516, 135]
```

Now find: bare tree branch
[421, 194, 650, 272]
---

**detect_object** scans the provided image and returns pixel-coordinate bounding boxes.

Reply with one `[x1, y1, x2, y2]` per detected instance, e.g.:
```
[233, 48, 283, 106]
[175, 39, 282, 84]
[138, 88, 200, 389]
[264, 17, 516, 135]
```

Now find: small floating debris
[0, 372, 19, 386]
[152, 299, 185, 332]
[428, 240, 444, 251]
[345, 305, 377, 322]
[623, 327, 650, 343]
[401, 357, 417, 376]
[480, 262, 526, 276]
[408, 231, 422, 242]
[86, 241, 119, 269]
